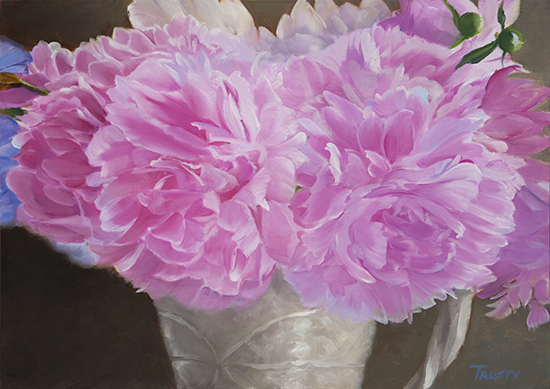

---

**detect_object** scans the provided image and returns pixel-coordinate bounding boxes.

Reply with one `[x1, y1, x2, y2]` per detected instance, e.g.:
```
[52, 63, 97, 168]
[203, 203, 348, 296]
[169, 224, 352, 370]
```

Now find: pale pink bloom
[270, 23, 547, 323]
[277, 24, 511, 123]
[9, 15, 304, 309]
[477, 167, 550, 330]
[10, 16, 251, 245]
[472, 65, 550, 329]
[256, 0, 391, 57]
[86, 51, 304, 309]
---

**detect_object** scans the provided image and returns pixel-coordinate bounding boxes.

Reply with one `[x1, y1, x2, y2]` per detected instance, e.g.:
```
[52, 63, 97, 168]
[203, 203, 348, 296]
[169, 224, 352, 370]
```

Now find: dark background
[1, 1, 548, 388]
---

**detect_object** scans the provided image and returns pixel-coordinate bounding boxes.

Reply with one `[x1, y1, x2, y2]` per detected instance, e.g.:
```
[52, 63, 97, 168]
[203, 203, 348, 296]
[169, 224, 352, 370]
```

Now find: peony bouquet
[2, 0, 548, 334]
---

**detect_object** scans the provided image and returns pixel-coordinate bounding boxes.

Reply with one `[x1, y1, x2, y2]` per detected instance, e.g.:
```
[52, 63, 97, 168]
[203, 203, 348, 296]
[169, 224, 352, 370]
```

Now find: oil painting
[1, 1, 548, 388]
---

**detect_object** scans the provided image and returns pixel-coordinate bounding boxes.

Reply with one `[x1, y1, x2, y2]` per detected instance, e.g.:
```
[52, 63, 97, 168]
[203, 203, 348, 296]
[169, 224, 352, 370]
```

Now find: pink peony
[8, 15, 305, 309]
[268, 21, 547, 323]
[11, 15, 252, 244]
[476, 162, 550, 329]
[472, 66, 550, 329]
[7, 0, 549, 326]
[476, 66, 550, 156]
[380, 0, 550, 327]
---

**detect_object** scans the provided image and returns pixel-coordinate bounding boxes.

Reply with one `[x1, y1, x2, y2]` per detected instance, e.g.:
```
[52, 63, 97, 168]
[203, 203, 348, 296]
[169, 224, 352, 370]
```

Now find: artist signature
[470, 365, 520, 381]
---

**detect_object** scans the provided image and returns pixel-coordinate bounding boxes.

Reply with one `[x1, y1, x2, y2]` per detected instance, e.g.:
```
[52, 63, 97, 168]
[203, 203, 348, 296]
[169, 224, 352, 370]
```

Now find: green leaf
[497, 1, 506, 30]
[456, 40, 498, 69]
[0, 107, 27, 118]
[442, 0, 460, 29]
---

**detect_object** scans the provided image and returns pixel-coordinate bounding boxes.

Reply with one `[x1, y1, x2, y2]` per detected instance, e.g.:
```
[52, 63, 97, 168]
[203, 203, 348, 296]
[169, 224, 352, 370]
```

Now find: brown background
[1, 1, 548, 388]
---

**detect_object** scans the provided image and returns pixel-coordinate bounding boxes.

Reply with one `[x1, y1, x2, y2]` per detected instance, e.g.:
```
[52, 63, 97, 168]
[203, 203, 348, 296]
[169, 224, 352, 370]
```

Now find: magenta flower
[269, 22, 547, 323]
[8, 15, 305, 309]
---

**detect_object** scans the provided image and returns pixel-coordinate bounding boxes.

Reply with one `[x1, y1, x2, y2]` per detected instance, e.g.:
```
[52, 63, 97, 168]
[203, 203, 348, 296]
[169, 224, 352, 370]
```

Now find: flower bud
[457, 12, 484, 39]
[498, 28, 525, 53]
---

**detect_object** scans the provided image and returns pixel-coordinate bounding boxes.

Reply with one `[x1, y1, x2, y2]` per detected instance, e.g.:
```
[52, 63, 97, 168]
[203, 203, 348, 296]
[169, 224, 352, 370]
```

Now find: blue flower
[0, 36, 32, 73]
[1, 36, 32, 225]
[0, 116, 21, 224]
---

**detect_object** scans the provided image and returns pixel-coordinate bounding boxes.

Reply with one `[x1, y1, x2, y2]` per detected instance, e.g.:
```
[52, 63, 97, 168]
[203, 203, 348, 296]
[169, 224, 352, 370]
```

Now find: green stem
[450, 35, 466, 49]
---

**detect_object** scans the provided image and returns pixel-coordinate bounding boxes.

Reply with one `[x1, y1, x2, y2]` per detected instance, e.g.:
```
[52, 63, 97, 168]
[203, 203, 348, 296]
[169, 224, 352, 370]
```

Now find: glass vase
[154, 270, 376, 388]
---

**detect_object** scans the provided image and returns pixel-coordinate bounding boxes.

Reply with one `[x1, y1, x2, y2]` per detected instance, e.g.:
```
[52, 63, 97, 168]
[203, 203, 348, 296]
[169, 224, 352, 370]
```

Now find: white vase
[154, 269, 376, 389]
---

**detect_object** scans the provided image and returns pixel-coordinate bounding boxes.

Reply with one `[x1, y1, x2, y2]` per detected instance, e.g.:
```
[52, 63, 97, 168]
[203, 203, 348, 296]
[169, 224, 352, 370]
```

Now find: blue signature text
[470, 365, 519, 381]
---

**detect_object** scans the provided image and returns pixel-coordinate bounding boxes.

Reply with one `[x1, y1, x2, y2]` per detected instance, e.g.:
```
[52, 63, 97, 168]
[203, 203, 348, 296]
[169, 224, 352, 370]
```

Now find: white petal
[129, 0, 201, 29]
[313, 0, 340, 20]
[219, 0, 255, 34]
[276, 13, 296, 39]
[326, 142, 343, 184]
[290, 0, 326, 34]
[128, 0, 254, 34]
[504, 0, 521, 26]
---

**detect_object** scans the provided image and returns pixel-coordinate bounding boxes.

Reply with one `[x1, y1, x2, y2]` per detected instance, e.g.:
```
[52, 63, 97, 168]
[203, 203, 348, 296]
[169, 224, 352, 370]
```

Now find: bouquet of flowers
[1, 0, 548, 386]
